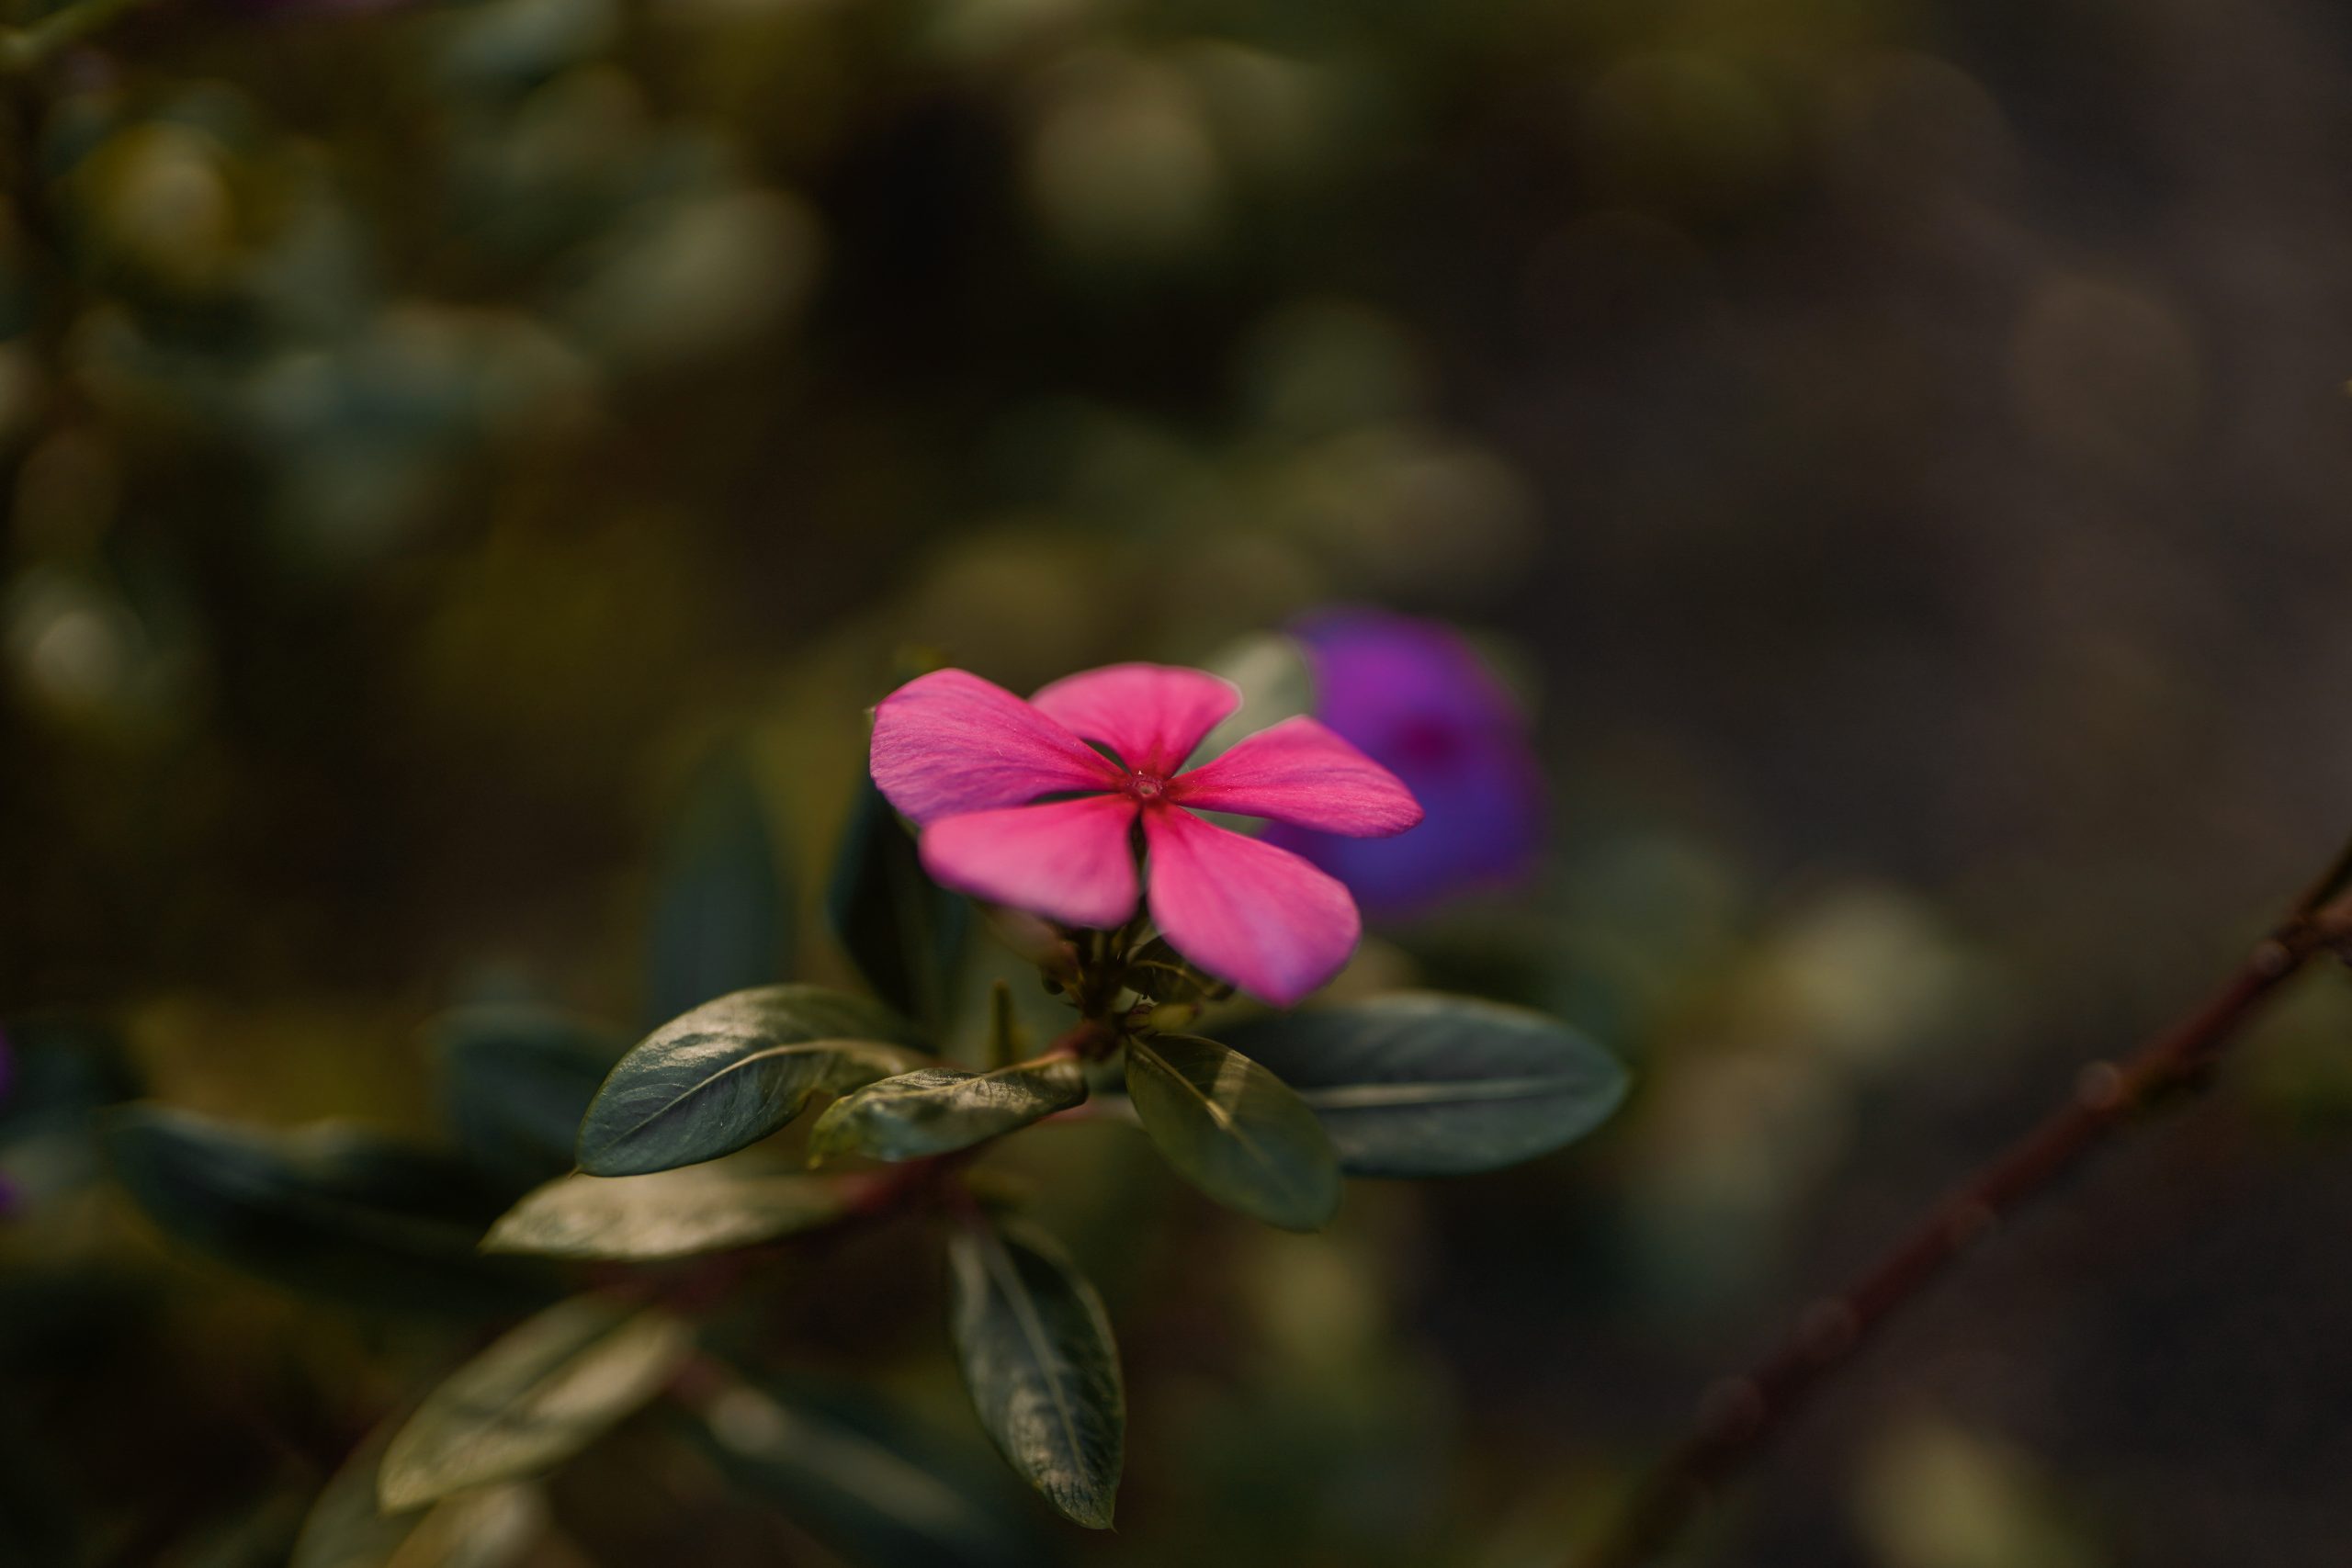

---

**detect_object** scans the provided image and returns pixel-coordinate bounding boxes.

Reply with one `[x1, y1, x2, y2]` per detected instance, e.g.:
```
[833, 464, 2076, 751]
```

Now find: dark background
[8, 0, 2352, 1562]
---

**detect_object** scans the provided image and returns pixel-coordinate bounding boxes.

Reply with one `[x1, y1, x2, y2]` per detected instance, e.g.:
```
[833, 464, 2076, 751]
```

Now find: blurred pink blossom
[870, 663, 1421, 1005]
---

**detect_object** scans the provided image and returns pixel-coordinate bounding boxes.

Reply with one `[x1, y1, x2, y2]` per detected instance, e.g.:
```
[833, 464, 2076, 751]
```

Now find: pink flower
[869, 663, 1424, 1005]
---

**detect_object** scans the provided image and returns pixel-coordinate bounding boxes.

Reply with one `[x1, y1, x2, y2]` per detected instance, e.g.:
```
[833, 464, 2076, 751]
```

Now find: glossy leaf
[1217, 992, 1630, 1177]
[432, 1006, 618, 1196]
[1124, 1034, 1340, 1232]
[106, 1107, 549, 1315]
[482, 1159, 848, 1260]
[828, 776, 969, 1032]
[945, 1217, 1124, 1529]
[645, 745, 794, 1026]
[696, 1373, 1067, 1568]
[809, 1058, 1086, 1165]
[576, 985, 932, 1176]
[379, 1295, 694, 1511]
[294, 1419, 546, 1568]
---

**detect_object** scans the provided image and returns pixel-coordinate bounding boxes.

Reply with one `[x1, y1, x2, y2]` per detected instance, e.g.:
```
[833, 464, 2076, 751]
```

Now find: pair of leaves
[106, 1107, 550, 1316]
[575, 985, 932, 1176]
[953, 994, 1623, 1530]
[333, 1298, 1061, 1564]
[1218, 993, 1630, 1177]
[378, 1294, 695, 1512]
[294, 1422, 546, 1568]
[483, 1157, 850, 1261]
[810, 1057, 1086, 1165]
[1117, 995, 1629, 1226]
[946, 1217, 1124, 1530]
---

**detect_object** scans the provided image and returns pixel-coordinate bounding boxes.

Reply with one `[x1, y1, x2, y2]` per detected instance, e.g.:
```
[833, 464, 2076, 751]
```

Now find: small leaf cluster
[103, 755, 1633, 1554]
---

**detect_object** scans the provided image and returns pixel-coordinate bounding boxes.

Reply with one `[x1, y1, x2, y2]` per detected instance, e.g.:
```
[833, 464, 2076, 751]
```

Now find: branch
[1577, 870, 2352, 1568]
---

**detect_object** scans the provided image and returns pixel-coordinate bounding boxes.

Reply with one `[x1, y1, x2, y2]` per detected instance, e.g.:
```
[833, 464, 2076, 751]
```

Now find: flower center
[1125, 771, 1167, 802]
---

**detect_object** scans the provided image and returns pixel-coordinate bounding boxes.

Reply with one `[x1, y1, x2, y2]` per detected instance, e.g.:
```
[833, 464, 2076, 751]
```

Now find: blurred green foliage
[11, 0, 2352, 1561]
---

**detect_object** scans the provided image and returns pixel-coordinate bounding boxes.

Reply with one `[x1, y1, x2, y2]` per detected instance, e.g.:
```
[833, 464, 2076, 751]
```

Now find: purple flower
[1261, 610, 1544, 917]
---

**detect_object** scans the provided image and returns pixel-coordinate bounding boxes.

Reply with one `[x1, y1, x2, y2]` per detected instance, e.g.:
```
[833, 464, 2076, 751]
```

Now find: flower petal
[921, 795, 1142, 929]
[1030, 663, 1241, 776]
[1167, 716, 1424, 837]
[1144, 806, 1361, 1007]
[871, 669, 1122, 826]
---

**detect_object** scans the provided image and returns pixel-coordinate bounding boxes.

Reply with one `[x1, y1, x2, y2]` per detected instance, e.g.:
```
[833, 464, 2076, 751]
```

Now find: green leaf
[695, 1373, 1069, 1568]
[827, 777, 968, 1032]
[379, 1295, 694, 1511]
[106, 1107, 550, 1315]
[809, 1058, 1085, 1165]
[1124, 1034, 1340, 1232]
[945, 1217, 1124, 1530]
[432, 1007, 619, 1196]
[482, 1158, 849, 1260]
[576, 985, 932, 1176]
[1217, 992, 1630, 1177]
[646, 745, 794, 1026]
[294, 1419, 546, 1568]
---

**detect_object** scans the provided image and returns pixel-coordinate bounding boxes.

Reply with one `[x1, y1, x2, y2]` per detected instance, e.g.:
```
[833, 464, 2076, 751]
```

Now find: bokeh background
[10, 0, 2352, 1562]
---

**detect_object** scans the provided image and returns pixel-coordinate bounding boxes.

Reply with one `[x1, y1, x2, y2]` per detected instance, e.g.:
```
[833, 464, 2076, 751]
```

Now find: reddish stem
[1577, 893, 2350, 1568]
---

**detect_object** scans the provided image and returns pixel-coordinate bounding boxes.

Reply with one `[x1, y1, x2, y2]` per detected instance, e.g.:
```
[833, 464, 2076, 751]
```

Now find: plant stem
[1577, 876, 2352, 1568]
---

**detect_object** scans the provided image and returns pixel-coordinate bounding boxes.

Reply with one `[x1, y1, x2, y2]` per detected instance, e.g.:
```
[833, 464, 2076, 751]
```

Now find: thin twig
[1577, 867, 2352, 1568]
